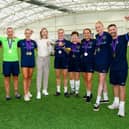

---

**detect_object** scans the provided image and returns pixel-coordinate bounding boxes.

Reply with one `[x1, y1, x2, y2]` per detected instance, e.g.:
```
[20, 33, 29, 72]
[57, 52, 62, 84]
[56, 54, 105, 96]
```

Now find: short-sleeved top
[110, 33, 129, 71]
[81, 39, 96, 64]
[18, 39, 37, 65]
[36, 39, 51, 57]
[94, 31, 112, 66]
[68, 42, 81, 61]
[54, 39, 71, 58]
[0, 37, 20, 62]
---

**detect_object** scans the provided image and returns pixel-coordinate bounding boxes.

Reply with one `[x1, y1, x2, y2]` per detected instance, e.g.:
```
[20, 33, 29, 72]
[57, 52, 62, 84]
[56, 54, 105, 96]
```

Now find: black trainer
[15, 92, 21, 99]
[75, 93, 79, 97]
[100, 99, 109, 104]
[6, 96, 11, 101]
[83, 95, 87, 99]
[64, 92, 70, 97]
[70, 91, 75, 95]
[86, 94, 93, 102]
[93, 103, 100, 111]
[54, 92, 61, 96]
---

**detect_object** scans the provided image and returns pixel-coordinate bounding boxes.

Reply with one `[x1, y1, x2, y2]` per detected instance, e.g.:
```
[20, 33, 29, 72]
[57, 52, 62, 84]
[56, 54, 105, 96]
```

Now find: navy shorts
[110, 70, 128, 86]
[3, 61, 20, 76]
[21, 61, 35, 68]
[68, 60, 81, 72]
[54, 57, 68, 69]
[94, 64, 109, 73]
[81, 61, 94, 73]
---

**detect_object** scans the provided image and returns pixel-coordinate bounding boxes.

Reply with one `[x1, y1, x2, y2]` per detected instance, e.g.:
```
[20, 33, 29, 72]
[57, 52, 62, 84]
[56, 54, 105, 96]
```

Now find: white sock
[118, 101, 125, 115]
[64, 86, 68, 93]
[70, 80, 75, 91]
[75, 80, 80, 94]
[96, 96, 101, 104]
[114, 97, 119, 105]
[87, 91, 91, 97]
[103, 92, 109, 100]
[57, 85, 60, 92]
[119, 101, 125, 109]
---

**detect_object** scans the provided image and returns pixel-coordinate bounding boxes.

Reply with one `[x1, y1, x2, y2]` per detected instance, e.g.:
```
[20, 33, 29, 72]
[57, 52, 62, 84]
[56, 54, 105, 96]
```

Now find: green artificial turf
[0, 51, 129, 129]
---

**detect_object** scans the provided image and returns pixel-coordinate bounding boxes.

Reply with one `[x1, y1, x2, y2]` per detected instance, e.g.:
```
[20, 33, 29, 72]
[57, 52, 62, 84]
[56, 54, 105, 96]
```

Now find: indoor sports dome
[0, 0, 129, 38]
[0, 0, 129, 129]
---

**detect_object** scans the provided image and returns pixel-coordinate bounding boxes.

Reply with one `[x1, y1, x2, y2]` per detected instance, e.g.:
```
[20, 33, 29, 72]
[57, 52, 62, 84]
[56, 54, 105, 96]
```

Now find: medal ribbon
[96, 33, 104, 47]
[84, 40, 90, 52]
[112, 37, 118, 53]
[71, 44, 78, 52]
[8, 38, 13, 49]
[26, 40, 32, 51]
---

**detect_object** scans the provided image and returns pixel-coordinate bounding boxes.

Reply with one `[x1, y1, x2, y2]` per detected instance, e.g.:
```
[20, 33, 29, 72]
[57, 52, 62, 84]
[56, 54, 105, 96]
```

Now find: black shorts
[94, 64, 109, 73]
[110, 70, 128, 86]
[54, 57, 68, 69]
[68, 60, 81, 72]
[3, 61, 20, 76]
[81, 61, 94, 73]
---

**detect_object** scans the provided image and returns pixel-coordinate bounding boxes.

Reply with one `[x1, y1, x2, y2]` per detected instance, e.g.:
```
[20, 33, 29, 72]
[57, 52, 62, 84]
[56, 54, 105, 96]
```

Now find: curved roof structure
[0, 0, 129, 29]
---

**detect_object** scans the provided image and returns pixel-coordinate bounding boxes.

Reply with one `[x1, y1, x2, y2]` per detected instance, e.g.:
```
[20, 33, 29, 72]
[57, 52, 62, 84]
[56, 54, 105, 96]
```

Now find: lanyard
[112, 37, 118, 52]
[26, 40, 32, 51]
[83, 40, 90, 52]
[96, 33, 104, 46]
[8, 38, 13, 49]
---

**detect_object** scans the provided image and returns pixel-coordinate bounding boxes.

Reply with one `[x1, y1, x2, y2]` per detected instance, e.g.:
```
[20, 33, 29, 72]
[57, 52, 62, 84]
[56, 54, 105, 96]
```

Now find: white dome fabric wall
[1, 10, 129, 40]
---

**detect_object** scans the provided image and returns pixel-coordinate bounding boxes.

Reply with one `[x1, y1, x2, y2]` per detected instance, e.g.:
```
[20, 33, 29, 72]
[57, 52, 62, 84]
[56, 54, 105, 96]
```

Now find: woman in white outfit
[36, 27, 51, 99]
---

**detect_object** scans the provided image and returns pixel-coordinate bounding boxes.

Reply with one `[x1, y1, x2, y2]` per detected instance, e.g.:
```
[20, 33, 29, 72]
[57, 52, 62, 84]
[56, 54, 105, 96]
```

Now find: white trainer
[42, 90, 49, 96]
[28, 91, 32, 98]
[108, 103, 119, 110]
[36, 92, 41, 99]
[24, 94, 30, 102]
[118, 109, 125, 117]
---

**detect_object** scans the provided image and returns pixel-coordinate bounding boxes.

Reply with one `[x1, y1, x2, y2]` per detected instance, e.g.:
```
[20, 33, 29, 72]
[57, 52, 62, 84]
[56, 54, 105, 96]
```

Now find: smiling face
[58, 29, 64, 40]
[24, 29, 32, 40]
[83, 29, 91, 40]
[108, 25, 117, 39]
[6, 27, 14, 38]
[40, 28, 48, 39]
[71, 33, 79, 44]
[95, 22, 104, 34]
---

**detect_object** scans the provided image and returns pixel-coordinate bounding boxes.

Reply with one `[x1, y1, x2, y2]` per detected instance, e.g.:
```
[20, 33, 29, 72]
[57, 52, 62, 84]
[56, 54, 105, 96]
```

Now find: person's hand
[125, 16, 129, 21]
[47, 41, 50, 47]
[58, 42, 64, 46]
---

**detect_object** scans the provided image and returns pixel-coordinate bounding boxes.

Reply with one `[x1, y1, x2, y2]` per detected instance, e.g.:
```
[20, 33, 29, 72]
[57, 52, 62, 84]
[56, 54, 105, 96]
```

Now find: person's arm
[63, 41, 71, 54]
[33, 40, 37, 49]
[17, 40, 21, 48]
[125, 33, 129, 42]
[124, 16, 129, 41]
[0, 36, 3, 48]
[108, 32, 113, 44]
[34, 40, 38, 52]
[0, 41, 2, 48]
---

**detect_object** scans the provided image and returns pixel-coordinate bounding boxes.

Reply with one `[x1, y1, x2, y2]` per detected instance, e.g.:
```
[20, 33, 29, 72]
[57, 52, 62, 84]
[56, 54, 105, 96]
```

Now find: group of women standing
[0, 19, 129, 118]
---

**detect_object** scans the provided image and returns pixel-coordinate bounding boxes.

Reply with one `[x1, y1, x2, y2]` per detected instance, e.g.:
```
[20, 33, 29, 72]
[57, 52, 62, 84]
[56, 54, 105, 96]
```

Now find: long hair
[40, 27, 48, 39]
